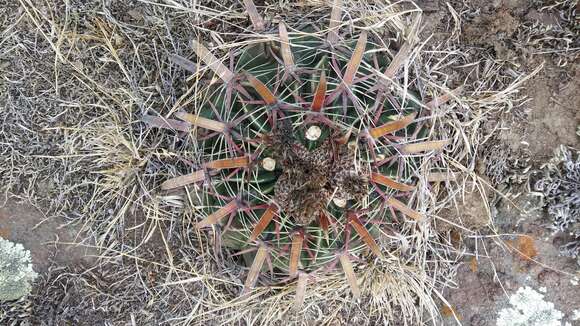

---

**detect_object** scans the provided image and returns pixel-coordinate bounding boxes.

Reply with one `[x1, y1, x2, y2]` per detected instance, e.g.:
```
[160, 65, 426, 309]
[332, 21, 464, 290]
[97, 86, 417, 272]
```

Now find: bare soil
[416, 0, 580, 324]
[0, 201, 95, 272]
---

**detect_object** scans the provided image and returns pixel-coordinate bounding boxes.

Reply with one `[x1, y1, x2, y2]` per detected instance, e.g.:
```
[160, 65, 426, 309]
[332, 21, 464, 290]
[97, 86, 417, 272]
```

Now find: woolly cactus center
[269, 121, 368, 225]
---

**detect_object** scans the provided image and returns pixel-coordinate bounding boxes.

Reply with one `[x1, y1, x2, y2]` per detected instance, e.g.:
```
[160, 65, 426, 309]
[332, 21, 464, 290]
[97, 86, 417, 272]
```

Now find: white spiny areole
[332, 197, 347, 208]
[305, 125, 322, 141]
[262, 157, 276, 171]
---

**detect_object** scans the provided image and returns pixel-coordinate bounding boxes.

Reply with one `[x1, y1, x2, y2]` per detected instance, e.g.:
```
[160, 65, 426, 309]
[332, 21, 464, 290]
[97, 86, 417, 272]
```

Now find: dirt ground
[416, 0, 579, 324]
[0, 201, 95, 272]
[1, 0, 578, 325]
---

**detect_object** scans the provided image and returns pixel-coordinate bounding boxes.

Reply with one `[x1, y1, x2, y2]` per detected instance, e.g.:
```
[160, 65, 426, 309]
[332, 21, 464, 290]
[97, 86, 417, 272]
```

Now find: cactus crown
[147, 5, 448, 297]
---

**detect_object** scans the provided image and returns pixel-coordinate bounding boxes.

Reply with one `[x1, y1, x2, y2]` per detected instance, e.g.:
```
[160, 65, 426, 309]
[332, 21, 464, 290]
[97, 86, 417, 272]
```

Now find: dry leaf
[161, 170, 205, 190]
[470, 256, 478, 273]
[311, 71, 327, 112]
[319, 211, 331, 242]
[246, 73, 278, 105]
[515, 235, 538, 261]
[441, 305, 461, 320]
[278, 22, 295, 68]
[348, 212, 383, 259]
[327, 0, 343, 44]
[343, 32, 367, 86]
[204, 156, 249, 169]
[142, 115, 191, 132]
[369, 113, 416, 139]
[168, 54, 199, 74]
[191, 39, 234, 83]
[339, 253, 360, 299]
[242, 0, 265, 32]
[426, 171, 456, 183]
[175, 112, 227, 133]
[426, 86, 463, 110]
[386, 197, 422, 220]
[371, 172, 415, 191]
[401, 140, 448, 154]
[293, 272, 308, 310]
[249, 205, 278, 241]
[383, 42, 412, 79]
[289, 231, 304, 277]
[0, 227, 11, 239]
[242, 244, 268, 294]
[196, 200, 239, 228]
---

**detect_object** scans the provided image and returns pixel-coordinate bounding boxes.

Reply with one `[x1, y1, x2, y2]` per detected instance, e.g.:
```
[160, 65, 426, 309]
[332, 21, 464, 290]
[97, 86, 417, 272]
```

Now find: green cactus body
[154, 20, 435, 295]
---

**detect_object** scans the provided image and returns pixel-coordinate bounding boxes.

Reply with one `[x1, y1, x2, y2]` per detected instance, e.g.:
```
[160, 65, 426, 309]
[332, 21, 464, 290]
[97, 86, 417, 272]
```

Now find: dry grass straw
[0, 0, 543, 324]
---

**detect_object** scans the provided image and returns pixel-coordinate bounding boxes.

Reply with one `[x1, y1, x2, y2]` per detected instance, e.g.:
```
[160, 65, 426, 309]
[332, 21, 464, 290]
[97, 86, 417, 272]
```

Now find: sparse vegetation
[1, 0, 577, 324]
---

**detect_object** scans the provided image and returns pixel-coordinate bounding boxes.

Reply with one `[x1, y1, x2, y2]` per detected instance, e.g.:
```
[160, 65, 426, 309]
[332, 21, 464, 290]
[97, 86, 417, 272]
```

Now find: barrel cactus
[145, 1, 450, 301]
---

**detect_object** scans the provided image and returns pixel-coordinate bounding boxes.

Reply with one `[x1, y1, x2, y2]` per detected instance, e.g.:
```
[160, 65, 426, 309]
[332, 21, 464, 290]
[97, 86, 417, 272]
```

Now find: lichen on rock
[496, 286, 564, 326]
[0, 237, 38, 301]
[534, 145, 580, 259]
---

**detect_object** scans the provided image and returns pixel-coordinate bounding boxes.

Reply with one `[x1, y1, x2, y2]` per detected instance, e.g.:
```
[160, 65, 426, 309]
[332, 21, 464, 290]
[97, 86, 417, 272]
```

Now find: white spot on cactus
[333, 197, 346, 208]
[305, 125, 321, 141]
[262, 157, 276, 171]
[496, 286, 564, 326]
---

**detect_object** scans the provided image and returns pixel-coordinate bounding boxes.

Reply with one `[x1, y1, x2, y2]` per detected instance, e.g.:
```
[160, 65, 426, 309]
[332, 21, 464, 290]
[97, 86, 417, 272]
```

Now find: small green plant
[0, 237, 37, 301]
[145, 1, 453, 303]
